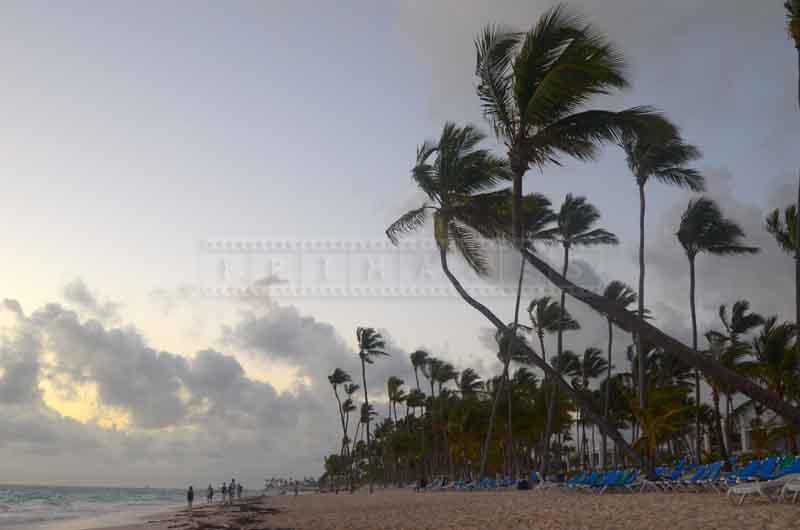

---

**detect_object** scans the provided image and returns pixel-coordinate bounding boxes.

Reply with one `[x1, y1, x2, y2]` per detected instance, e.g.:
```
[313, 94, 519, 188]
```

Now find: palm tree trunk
[507, 376, 514, 478]
[478, 254, 525, 480]
[516, 246, 800, 430]
[438, 246, 652, 475]
[538, 333, 557, 479]
[795, 174, 799, 333]
[712, 387, 728, 462]
[688, 255, 702, 464]
[601, 318, 612, 469]
[637, 181, 647, 410]
[360, 357, 373, 494]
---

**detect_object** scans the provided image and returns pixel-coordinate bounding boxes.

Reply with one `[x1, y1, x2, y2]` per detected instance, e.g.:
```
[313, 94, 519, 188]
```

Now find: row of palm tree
[320, 2, 800, 489]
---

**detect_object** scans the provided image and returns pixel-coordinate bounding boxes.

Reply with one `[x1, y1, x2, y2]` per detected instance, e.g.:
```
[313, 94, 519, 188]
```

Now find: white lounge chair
[726, 473, 800, 506]
[780, 480, 800, 504]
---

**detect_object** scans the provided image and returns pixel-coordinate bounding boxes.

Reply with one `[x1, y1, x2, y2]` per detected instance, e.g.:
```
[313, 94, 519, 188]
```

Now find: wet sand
[85, 488, 800, 530]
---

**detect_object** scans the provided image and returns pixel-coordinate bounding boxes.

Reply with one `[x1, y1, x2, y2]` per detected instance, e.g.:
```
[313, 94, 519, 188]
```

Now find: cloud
[62, 278, 121, 322]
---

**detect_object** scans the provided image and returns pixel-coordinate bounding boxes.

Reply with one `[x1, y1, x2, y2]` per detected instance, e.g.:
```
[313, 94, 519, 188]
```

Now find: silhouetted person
[206, 484, 213, 504]
[187, 486, 194, 511]
[221, 483, 227, 503]
[237, 483, 243, 500]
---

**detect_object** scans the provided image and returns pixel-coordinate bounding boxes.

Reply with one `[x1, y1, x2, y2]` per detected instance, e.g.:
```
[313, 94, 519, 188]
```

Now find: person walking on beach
[186, 486, 194, 511]
[237, 483, 243, 500]
[221, 482, 227, 503]
[229, 479, 236, 504]
[206, 484, 213, 504]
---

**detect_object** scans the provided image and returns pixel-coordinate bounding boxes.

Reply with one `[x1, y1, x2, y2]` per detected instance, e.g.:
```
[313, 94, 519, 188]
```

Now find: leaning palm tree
[329, 368, 353, 456]
[599, 280, 637, 467]
[528, 296, 579, 476]
[677, 196, 758, 461]
[386, 122, 651, 476]
[624, 128, 703, 409]
[356, 326, 388, 493]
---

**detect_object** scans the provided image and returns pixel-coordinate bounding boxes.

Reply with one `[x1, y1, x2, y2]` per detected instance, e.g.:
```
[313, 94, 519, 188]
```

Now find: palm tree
[710, 301, 764, 455]
[599, 280, 637, 467]
[623, 127, 703, 409]
[573, 347, 609, 466]
[527, 296, 579, 476]
[387, 376, 406, 424]
[329, 368, 353, 456]
[410, 350, 430, 394]
[457, 368, 483, 397]
[356, 326, 388, 493]
[786, 1, 800, 335]
[475, 4, 661, 245]
[386, 122, 651, 475]
[677, 196, 758, 460]
[766, 205, 800, 335]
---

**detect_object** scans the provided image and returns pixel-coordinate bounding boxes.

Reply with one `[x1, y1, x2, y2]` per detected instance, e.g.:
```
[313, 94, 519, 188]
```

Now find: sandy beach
[81, 488, 800, 530]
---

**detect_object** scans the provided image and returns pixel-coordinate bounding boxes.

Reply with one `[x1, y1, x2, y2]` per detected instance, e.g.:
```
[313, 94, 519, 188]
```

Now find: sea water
[0, 485, 184, 529]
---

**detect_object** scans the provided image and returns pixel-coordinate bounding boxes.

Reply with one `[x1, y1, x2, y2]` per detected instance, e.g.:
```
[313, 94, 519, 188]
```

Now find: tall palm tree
[599, 280, 637, 467]
[356, 326, 388, 493]
[766, 205, 800, 335]
[624, 128, 703, 409]
[386, 122, 651, 475]
[573, 347, 609, 466]
[329, 368, 352, 456]
[410, 350, 430, 394]
[786, 1, 800, 336]
[527, 296, 579, 476]
[475, 4, 662, 245]
[387, 376, 406, 423]
[677, 196, 758, 460]
[457, 368, 484, 397]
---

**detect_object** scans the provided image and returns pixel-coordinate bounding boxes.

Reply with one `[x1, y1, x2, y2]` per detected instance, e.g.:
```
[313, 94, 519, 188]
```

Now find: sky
[0, 0, 798, 487]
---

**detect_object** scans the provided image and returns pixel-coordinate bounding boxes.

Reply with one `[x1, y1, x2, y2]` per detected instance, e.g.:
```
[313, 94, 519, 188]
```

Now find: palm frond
[475, 24, 522, 141]
[449, 220, 490, 276]
[386, 205, 429, 245]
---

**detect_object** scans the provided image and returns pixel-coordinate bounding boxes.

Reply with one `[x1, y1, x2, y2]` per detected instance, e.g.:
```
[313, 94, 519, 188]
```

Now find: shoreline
[67, 488, 800, 530]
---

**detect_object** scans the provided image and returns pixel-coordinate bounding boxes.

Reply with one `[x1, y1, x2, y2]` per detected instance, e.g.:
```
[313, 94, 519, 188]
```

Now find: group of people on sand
[187, 479, 244, 510]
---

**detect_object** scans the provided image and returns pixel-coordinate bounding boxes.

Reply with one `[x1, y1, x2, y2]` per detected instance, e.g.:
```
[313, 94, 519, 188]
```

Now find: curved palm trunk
[360, 357, 373, 494]
[507, 376, 514, 478]
[478, 254, 525, 480]
[413, 367, 427, 480]
[688, 255, 702, 464]
[795, 176, 799, 334]
[601, 317, 612, 469]
[637, 182, 647, 410]
[438, 247, 651, 476]
[518, 247, 800, 429]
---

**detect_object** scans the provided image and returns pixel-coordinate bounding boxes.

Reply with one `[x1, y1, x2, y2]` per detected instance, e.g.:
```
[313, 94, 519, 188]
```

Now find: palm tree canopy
[356, 327, 388, 364]
[344, 383, 360, 396]
[575, 347, 609, 388]
[718, 300, 765, 339]
[765, 204, 797, 253]
[328, 368, 351, 387]
[677, 197, 759, 259]
[787, 1, 800, 47]
[527, 295, 580, 336]
[474, 4, 666, 170]
[387, 376, 405, 400]
[410, 349, 431, 371]
[550, 349, 580, 377]
[556, 193, 618, 249]
[622, 126, 703, 189]
[385, 123, 511, 275]
[602, 280, 637, 312]
[457, 368, 484, 395]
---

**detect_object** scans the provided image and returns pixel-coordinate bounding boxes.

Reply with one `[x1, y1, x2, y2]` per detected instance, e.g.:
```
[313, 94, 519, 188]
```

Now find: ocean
[0, 485, 184, 530]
